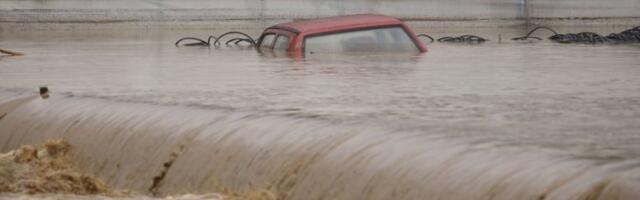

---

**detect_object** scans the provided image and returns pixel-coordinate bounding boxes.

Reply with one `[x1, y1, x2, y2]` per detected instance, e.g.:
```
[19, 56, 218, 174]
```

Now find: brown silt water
[0, 27, 640, 199]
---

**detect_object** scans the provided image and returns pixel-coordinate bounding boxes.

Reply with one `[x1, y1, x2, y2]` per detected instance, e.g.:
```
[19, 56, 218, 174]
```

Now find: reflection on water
[1, 27, 640, 199]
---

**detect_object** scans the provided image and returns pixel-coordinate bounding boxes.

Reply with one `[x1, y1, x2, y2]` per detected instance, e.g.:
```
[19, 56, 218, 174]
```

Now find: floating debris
[175, 32, 257, 47]
[512, 26, 640, 44]
[418, 34, 488, 44]
[0, 48, 23, 56]
[39, 87, 49, 99]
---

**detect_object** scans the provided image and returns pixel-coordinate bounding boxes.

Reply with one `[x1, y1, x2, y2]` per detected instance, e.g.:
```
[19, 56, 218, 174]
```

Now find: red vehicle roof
[262, 14, 428, 53]
[269, 14, 405, 35]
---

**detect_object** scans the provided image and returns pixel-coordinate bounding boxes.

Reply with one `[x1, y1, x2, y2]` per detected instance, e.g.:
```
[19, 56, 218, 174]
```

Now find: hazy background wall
[0, 0, 522, 22]
[0, 0, 638, 29]
[528, 0, 640, 19]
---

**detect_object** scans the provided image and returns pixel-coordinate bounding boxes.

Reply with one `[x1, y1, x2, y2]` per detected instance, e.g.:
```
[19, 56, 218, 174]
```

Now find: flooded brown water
[1, 27, 640, 199]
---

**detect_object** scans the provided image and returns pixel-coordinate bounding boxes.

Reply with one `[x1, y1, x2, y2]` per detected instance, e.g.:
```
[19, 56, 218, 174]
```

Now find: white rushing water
[1, 27, 640, 199]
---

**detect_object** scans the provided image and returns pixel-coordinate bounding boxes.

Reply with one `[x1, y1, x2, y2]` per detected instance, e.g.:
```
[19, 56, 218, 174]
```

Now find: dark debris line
[418, 34, 488, 44]
[174, 26, 640, 48]
[512, 26, 640, 44]
[175, 31, 257, 47]
[418, 26, 639, 44]
[0, 48, 24, 56]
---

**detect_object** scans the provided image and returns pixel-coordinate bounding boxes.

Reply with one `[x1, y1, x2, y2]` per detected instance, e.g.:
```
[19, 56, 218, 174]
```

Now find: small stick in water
[40, 86, 49, 99]
[0, 48, 23, 56]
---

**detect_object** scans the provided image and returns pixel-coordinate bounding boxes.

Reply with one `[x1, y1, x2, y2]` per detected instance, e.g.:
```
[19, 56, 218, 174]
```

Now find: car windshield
[304, 26, 420, 54]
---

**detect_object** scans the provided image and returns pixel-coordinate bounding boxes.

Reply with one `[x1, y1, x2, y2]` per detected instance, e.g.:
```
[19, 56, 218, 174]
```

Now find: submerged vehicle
[257, 14, 428, 55]
[175, 14, 428, 57]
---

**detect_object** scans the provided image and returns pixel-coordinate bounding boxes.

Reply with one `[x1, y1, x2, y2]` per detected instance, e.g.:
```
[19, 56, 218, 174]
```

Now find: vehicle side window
[260, 34, 276, 49]
[304, 26, 419, 54]
[273, 35, 290, 50]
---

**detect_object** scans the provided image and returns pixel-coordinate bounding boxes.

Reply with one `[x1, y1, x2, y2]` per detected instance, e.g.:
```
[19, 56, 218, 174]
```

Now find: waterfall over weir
[0, 90, 638, 199]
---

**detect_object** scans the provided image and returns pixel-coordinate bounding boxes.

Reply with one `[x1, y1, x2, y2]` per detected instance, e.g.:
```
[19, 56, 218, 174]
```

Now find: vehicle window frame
[301, 25, 421, 54]
[273, 35, 291, 51]
[258, 33, 277, 49]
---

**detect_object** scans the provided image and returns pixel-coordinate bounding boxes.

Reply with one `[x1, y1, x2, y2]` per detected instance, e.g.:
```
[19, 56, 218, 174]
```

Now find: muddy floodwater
[1, 27, 640, 199]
